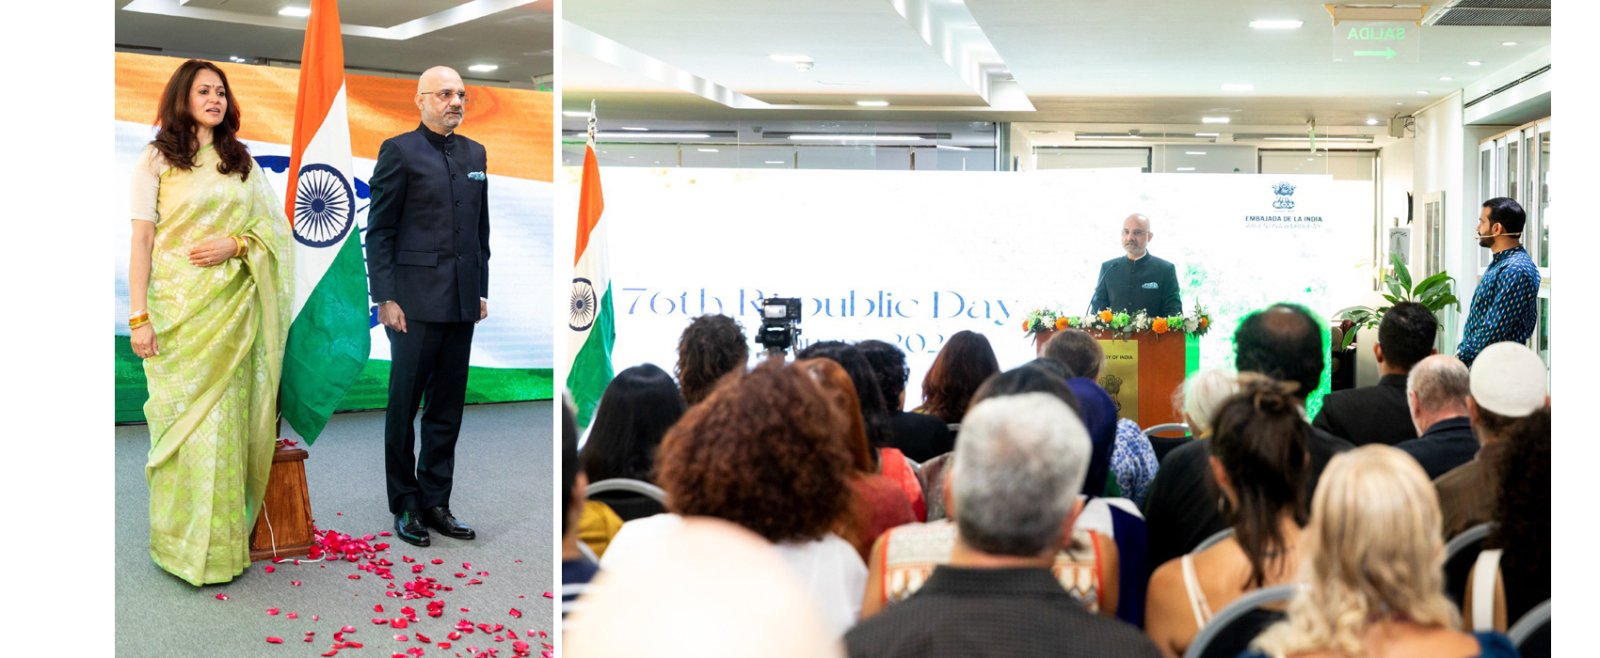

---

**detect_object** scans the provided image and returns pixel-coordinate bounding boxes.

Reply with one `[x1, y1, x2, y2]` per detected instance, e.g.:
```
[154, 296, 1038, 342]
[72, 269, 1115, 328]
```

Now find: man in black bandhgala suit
[1089, 213, 1183, 317]
[365, 65, 490, 547]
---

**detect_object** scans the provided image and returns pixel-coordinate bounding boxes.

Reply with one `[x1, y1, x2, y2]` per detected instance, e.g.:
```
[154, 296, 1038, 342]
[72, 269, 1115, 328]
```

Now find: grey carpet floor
[115, 401, 555, 657]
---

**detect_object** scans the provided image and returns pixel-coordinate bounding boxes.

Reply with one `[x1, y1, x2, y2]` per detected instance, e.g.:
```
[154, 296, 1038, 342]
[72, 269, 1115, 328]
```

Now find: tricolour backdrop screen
[558, 166, 1372, 414]
[114, 53, 553, 424]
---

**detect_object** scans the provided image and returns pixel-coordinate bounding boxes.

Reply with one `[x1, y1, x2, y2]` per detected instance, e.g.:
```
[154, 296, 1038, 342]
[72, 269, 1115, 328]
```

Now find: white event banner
[566, 167, 1373, 409]
[113, 122, 553, 370]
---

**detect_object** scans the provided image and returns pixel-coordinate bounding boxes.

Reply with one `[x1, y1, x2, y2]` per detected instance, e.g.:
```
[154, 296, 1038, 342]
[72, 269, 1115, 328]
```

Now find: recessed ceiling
[564, 0, 1551, 125]
[115, 0, 553, 87]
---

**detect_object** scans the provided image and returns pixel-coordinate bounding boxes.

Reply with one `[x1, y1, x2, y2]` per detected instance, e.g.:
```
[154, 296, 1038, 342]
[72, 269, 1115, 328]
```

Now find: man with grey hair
[845, 393, 1158, 657]
[1435, 342, 1548, 537]
[1393, 355, 1477, 479]
[367, 65, 491, 547]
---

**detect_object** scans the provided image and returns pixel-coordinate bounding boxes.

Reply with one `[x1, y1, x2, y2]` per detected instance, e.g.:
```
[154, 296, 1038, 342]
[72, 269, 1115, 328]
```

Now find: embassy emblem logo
[1271, 181, 1297, 210]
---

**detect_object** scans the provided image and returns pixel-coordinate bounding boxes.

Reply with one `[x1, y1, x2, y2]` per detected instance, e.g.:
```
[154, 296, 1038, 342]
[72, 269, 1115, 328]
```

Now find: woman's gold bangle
[129, 313, 151, 329]
[233, 235, 248, 257]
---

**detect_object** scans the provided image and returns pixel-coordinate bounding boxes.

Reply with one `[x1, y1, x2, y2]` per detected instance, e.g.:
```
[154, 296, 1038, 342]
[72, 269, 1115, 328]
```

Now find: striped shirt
[1457, 245, 1539, 367]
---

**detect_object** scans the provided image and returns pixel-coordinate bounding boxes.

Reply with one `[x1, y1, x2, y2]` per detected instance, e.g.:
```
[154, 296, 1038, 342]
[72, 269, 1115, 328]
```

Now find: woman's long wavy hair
[151, 59, 254, 180]
[918, 330, 1000, 424]
[1252, 446, 1462, 658]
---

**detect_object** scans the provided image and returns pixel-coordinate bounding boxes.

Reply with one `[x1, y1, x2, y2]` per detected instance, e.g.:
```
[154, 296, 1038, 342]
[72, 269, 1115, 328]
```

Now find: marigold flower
[1152, 317, 1169, 334]
[1099, 309, 1113, 323]
[1054, 316, 1071, 330]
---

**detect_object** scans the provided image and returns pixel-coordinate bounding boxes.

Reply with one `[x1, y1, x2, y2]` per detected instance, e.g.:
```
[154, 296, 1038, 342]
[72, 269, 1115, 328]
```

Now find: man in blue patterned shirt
[1457, 197, 1540, 367]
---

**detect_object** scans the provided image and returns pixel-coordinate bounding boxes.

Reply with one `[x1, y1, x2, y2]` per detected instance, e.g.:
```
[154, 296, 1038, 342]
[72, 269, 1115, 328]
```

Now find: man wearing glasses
[1088, 213, 1183, 317]
[366, 66, 491, 547]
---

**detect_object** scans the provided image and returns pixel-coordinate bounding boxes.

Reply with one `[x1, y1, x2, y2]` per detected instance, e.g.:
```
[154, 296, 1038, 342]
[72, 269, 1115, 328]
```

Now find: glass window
[1539, 129, 1551, 268]
[1505, 137, 1519, 202]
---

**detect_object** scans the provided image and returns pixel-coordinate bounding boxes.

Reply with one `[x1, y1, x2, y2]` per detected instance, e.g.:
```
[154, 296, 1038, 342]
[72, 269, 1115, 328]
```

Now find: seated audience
[1313, 301, 1437, 445]
[914, 330, 1001, 427]
[797, 358, 918, 559]
[578, 363, 686, 520]
[1143, 304, 1352, 570]
[858, 339, 955, 463]
[566, 517, 844, 658]
[1043, 328, 1159, 505]
[845, 393, 1161, 657]
[1465, 407, 1551, 635]
[861, 364, 1120, 621]
[1247, 445, 1517, 658]
[674, 314, 748, 406]
[799, 341, 925, 521]
[1145, 378, 1310, 658]
[601, 361, 866, 636]
[561, 399, 598, 619]
[1393, 355, 1478, 479]
[1436, 341, 1548, 537]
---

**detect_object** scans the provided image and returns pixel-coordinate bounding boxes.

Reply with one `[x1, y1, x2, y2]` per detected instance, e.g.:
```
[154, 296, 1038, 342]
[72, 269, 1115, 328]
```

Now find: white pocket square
[1142, 282, 1159, 289]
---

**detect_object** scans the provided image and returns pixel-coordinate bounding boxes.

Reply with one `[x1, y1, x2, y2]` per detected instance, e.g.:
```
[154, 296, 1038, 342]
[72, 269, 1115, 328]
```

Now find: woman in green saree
[127, 59, 292, 586]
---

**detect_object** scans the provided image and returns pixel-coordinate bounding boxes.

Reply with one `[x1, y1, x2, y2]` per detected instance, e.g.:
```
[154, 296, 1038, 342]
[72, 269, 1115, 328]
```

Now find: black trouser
[385, 319, 474, 514]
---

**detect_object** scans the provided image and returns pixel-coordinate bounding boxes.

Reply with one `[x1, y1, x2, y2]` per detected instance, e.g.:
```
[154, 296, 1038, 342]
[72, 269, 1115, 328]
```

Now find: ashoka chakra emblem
[570, 277, 597, 331]
[293, 163, 355, 248]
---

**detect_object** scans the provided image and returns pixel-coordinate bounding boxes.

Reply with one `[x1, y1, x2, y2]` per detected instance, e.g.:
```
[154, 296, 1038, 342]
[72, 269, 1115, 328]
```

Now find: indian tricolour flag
[565, 106, 615, 430]
[279, 0, 370, 442]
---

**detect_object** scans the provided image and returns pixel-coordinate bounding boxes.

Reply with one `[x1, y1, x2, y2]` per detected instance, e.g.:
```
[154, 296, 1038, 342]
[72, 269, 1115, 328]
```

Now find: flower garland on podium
[1023, 305, 1212, 339]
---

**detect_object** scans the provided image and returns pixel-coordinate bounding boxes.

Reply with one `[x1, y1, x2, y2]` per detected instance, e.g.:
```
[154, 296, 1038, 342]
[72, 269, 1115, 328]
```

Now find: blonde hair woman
[1245, 446, 1516, 658]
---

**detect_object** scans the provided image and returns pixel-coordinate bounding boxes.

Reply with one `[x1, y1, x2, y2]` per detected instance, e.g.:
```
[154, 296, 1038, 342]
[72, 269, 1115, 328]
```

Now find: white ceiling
[115, 0, 554, 86]
[564, 0, 1552, 125]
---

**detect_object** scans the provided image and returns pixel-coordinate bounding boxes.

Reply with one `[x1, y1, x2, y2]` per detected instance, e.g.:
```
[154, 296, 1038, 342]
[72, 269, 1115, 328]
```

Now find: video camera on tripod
[754, 296, 803, 354]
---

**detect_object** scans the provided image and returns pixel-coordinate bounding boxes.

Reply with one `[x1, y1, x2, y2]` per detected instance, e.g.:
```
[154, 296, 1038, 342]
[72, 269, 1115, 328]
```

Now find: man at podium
[1089, 213, 1183, 316]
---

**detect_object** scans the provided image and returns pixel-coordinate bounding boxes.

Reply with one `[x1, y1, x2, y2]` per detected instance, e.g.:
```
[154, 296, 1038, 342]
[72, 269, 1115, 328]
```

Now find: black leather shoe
[394, 510, 431, 547]
[421, 506, 476, 540]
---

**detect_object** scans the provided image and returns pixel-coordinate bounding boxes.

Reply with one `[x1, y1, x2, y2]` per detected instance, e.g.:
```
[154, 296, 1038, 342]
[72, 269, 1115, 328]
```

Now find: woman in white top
[602, 360, 867, 636]
[1145, 379, 1309, 657]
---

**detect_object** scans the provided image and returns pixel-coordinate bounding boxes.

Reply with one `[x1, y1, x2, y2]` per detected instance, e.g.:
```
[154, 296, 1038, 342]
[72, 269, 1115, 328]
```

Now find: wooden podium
[249, 442, 316, 561]
[1034, 328, 1192, 428]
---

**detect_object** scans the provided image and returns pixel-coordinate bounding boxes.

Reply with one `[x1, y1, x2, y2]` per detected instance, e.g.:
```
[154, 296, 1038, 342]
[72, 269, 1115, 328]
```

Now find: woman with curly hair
[915, 330, 1000, 425]
[1246, 445, 1516, 657]
[1145, 379, 1309, 657]
[129, 59, 292, 586]
[1464, 408, 1550, 635]
[674, 314, 749, 406]
[599, 360, 865, 635]
[795, 358, 916, 559]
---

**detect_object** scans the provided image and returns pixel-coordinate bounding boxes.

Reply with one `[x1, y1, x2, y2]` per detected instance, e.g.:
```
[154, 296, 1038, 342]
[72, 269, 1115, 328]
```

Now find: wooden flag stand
[249, 440, 316, 561]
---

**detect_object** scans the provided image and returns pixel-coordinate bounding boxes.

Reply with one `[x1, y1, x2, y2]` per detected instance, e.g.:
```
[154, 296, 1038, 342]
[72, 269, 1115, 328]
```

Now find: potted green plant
[1333, 252, 1460, 349]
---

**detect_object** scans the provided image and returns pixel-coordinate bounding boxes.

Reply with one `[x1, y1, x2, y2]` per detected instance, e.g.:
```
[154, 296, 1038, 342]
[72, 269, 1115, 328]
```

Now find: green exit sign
[1333, 20, 1420, 62]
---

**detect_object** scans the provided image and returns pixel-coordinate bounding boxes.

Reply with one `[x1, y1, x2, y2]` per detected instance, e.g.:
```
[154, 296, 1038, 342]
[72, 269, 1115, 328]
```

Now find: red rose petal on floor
[541, 592, 552, 599]
[508, 608, 521, 618]
[438, 643, 451, 650]
[266, 636, 284, 644]
[407, 648, 425, 657]
[321, 651, 339, 657]
[431, 559, 444, 565]
[305, 636, 315, 643]
[341, 625, 357, 634]
[412, 565, 425, 574]
[513, 641, 530, 652]
[448, 631, 462, 641]
[214, 594, 229, 601]
[292, 581, 303, 587]
[391, 618, 409, 629]
[394, 634, 409, 642]
[265, 565, 276, 573]
[508, 630, 518, 639]
[374, 604, 385, 613]
[462, 562, 472, 569]
[515, 560, 523, 564]
[313, 615, 320, 621]
[364, 534, 376, 541]
[373, 618, 388, 625]
[379, 531, 392, 537]
[345, 641, 365, 648]
[459, 607, 469, 613]
[402, 555, 415, 563]
[375, 543, 390, 551]
[537, 631, 547, 638]
[288, 612, 299, 619]
[401, 606, 416, 616]
[416, 632, 432, 643]
[467, 579, 482, 586]
[348, 574, 361, 580]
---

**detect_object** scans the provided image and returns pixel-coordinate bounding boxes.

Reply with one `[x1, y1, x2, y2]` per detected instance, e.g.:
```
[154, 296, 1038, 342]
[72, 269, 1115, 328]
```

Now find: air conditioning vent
[1425, 0, 1550, 27]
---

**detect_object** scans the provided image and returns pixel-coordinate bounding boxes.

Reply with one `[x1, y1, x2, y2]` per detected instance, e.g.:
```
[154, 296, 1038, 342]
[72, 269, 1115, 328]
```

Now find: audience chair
[1443, 522, 1495, 607]
[1194, 527, 1235, 554]
[1143, 422, 1192, 465]
[1508, 599, 1551, 658]
[1182, 584, 1299, 658]
[586, 478, 669, 522]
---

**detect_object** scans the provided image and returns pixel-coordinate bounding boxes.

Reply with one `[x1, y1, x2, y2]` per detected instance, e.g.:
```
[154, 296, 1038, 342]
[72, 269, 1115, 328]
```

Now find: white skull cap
[1469, 342, 1548, 417]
